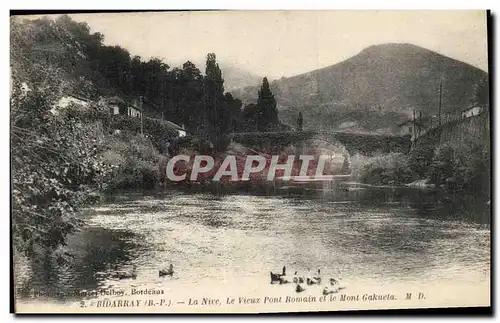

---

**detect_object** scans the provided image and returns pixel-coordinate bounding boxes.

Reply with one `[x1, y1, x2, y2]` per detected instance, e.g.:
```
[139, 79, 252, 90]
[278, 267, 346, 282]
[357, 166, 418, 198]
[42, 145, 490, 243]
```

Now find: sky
[59, 10, 489, 80]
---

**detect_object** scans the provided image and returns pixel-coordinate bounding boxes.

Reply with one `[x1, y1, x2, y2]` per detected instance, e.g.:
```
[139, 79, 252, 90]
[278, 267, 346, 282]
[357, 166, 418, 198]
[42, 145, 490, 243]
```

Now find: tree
[256, 77, 279, 131]
[130, 55, 145, 96]
[96, 45, 132, 94]
[177, 61, 205, 133]
[340, 153, 351, 175]
[204, 53, 225, 150]
[430, 141, 490, 197]
[408, 140, 435, 179]
[222, 92, 243, 134]
[241, 103, 259, 132]
[473, 77, 489, 107]
[297, 111, 304, 131]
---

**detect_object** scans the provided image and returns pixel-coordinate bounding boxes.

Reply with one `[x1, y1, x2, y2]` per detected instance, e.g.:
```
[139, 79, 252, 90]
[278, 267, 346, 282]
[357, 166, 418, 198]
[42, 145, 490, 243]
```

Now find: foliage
[297, 111, 304, 131]
[429, 141, 490, 197]
[407, 140, 435, 178]
[340, 154, 351, 175]
[472, 76, 489, 107]
[256, 77, 279, 131]
[238, 78, 280, 133]
[176, 61, 205, 133]
[202, 53, 245, 151]
[240, 103, 259, 132]
[10, 71, 166, 260]
[11, 17, 246, 135]
[110, 115, 179, 153]
[360, 137, 490, 200]
[11, 78, 113, 258]
[360, 153, 413, 185]
[10, 15, 103, 98]
[63, 107, 180, 154]
[204, 54, 225, 138]
[101, 132, 162, 192]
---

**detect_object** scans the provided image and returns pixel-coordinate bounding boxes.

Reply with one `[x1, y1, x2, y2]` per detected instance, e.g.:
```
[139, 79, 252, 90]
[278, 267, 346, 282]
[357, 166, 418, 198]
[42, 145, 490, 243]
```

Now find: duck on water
[270, 266, 287, 284]
[270, 266, 345, 294]
[159, 264, 174, 277]
[111, 265, 137, 280]
[95, 264, 175, 280]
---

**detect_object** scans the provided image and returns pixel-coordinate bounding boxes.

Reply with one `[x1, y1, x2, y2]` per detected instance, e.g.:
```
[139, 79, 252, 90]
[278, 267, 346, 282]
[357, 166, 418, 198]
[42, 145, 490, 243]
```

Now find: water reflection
[17, 227, 140, 301]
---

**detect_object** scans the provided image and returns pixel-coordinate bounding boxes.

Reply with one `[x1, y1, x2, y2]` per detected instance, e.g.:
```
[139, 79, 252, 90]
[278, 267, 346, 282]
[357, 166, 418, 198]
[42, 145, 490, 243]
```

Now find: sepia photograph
[10, 10, 491, 314]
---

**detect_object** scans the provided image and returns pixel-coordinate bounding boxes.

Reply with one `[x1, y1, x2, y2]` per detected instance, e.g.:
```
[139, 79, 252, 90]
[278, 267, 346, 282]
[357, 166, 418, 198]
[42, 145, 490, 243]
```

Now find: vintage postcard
[10, 10, 491, 314]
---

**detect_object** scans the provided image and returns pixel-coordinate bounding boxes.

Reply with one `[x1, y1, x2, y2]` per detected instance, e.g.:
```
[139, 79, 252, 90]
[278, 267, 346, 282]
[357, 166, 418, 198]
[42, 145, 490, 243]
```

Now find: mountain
[220, 65, 263, 93]
[176, 58, 262, 93]
[232, 43, 489, 134]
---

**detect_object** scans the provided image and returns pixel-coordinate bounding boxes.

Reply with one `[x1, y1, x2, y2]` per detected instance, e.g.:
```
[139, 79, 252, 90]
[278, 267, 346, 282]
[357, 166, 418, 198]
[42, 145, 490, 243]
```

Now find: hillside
[232, 43, 489, 134]
[10, 15, 250, 130]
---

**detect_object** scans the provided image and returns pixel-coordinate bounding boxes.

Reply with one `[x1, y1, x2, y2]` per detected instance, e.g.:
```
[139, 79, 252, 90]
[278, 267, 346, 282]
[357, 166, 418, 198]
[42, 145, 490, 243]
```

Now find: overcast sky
[62, 10, 488, 80]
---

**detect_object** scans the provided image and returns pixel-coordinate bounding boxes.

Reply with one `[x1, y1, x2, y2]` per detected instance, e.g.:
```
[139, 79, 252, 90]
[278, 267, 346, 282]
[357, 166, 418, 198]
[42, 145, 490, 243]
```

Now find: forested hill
[10, 15, 249, 132]
[232, 43, 489, 134]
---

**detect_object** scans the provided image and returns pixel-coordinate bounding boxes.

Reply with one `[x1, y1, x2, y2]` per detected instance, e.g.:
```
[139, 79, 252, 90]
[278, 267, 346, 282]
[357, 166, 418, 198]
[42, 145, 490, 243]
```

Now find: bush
[408, 140, 435, 178]
[429, 141, 490, 197]
[101, 132, 162, 192]
[105, 160, 158, 191]
[360, 153, 413, 185]
[11, 79, 113, 257]
[64, 108, 180, 154]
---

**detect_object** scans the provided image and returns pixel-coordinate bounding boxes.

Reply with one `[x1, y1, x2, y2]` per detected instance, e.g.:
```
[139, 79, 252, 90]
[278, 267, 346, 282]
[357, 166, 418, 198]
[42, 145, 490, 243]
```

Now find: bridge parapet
[413, 112, 490, 147]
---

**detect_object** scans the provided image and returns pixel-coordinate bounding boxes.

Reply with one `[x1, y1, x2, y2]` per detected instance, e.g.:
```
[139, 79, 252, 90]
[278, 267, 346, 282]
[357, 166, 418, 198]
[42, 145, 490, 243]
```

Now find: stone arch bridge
[228, 130, 412, 156]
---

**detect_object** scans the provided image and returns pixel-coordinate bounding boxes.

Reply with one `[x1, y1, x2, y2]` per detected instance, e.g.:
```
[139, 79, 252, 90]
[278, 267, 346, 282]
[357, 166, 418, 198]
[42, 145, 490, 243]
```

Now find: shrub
[11, 79, 113, 257]
[360, 153, 413, 185]
[64, 107, 180, 154]
[429, 141, 490, 197]
[101, 132, 162, 192]
[408, 140, 435, 178]
[105, 160, 158, 191]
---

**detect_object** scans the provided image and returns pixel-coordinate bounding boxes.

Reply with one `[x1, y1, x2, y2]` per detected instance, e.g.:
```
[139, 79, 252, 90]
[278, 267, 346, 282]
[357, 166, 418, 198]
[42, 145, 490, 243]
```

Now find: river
[14, 185, 491, 313]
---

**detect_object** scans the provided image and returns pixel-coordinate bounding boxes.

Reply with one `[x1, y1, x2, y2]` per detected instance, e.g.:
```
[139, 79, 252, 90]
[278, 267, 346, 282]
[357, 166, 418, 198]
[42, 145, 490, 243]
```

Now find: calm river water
[14, 184, 491, 312]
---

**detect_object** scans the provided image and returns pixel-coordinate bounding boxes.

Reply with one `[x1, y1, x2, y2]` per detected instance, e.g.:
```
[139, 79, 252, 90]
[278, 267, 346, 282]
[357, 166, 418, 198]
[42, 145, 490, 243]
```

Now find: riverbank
[358, 139, 490, 201]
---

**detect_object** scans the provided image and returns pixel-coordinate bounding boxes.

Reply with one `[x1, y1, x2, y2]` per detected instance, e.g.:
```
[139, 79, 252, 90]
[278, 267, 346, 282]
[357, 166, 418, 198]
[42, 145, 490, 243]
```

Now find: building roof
[163, 120, 185, 131]
[128, 104, 141, 111]
[462, 105, 483, 112]
[101, 95, 125, 104]
[100, 96, 144, 111]
[66, 93, 93, 102]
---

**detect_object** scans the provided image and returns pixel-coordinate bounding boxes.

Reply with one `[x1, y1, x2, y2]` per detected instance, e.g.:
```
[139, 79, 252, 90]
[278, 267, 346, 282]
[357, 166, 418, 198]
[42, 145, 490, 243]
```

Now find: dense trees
[176, 61, 205, 133]
[11, 15, 283, 151]
[240, 103, 259, 132]
[473, 77, 489, 107]
[238, 78, 281, 133]
[360, 135, 490, 200]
